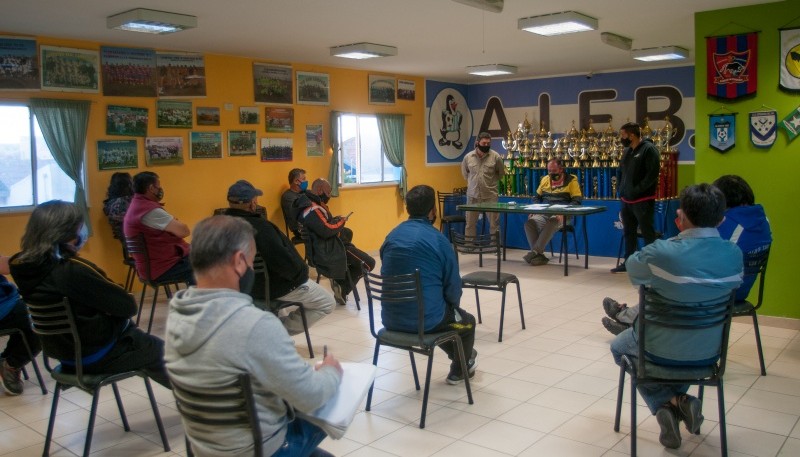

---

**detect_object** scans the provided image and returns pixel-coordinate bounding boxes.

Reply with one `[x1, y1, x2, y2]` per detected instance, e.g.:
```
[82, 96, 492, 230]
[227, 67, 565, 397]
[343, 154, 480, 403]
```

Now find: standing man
[522, 159, 583, 266]
[611, 122, 661, 273]
[381, 185, 477, 384]
[281, 168, 307, 239]
[124, 171, 193, 284]
[461, 132, 505, 238]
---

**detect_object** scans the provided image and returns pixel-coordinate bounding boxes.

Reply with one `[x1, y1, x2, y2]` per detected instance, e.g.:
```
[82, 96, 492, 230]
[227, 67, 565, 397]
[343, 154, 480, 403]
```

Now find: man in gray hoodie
[165, 215, 342, 456]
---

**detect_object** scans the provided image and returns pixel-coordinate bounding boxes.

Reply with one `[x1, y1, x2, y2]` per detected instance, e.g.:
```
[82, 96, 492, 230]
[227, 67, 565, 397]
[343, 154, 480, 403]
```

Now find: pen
[323, 344, 328, 358]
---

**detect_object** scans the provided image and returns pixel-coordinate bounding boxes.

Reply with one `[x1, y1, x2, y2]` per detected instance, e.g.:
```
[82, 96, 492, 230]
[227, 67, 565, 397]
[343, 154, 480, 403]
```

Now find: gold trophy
[611, 176, 617, 198]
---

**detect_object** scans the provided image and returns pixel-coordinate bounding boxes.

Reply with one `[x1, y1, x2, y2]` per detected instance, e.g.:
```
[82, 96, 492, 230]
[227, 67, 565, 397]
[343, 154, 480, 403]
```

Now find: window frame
[335, 112, 400, 188]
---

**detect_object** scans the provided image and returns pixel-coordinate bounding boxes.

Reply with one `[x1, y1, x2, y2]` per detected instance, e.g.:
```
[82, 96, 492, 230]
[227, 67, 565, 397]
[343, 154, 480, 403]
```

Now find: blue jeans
[610, 327, 688, 415]
[272, 418, 327, 457]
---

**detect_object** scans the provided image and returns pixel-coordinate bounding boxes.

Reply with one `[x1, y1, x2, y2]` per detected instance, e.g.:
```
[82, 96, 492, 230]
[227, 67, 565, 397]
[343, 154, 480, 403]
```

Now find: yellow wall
[0, 34, 465, 283]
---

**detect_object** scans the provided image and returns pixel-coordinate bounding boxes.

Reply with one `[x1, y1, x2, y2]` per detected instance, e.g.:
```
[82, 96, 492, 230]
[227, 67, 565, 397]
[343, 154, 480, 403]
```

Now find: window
[0, 105, 77, 210]
[336, 113, 400, 185]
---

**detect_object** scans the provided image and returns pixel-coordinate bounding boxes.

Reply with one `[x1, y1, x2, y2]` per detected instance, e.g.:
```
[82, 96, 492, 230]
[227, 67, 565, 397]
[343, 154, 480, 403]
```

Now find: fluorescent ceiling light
[450, 0, 504, 13]
[330, 42, 397, 59]
[518, 11, 598, 36]
[107, 8, 197, 34]
[601, 32, 632, 51]
[466, 64, 517, 76]
[631, 45, 689, 62]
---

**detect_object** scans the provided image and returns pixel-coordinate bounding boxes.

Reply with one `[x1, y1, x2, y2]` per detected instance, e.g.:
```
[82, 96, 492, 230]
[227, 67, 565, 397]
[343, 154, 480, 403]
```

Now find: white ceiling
[0, 0, 775, 83]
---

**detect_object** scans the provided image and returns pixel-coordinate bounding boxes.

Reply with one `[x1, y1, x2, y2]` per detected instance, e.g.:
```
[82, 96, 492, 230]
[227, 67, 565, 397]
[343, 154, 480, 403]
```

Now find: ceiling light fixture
[330, 42, 397, 59]
[450, 0, 504, 13]
[466, 64, 518, 76]
[601, 32, 633, 51]
[107, 8, 197, 34]
[518, 11, 598, 36]
[631, 45, 689, 62]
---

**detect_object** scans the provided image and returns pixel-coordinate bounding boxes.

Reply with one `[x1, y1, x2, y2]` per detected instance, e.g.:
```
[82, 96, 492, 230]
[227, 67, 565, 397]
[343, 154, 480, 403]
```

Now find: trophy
[502, 130, 517, 160]
[611, 176, 617, 198]
[592, 176, 599, 199]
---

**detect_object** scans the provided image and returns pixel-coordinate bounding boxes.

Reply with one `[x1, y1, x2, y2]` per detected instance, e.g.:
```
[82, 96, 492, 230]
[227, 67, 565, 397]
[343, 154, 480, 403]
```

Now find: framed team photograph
[306, 124, 324, 157]
[0, 36, 39, 90]
[296, 71, 330, 105]
[97, 140, 138, 170]
[253, 63, 293, 105]
[145, 136, 184, 166]
[190, 131, 223, 159]
[260, 138, 293, 161]
[265, 107, 294, 133]
[106, 105, 148, 137]
[101, 46, 157, 97]
[40, 45, 99, 93]
[157, 52, 206, 97]
[369, 75, 396, 105]
[228, 130, 257, 156]
[397, 79, 416, 101]
[239, 106, 259, 124]
[196, 107, 220, 126]
[157, 100, 192, 128]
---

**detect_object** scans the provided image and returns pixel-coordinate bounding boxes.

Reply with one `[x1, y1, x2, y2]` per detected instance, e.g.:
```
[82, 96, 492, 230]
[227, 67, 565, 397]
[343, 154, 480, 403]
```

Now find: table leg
[583, 215, 590, 269]
[562, 223, 569, 276]
[502, 212, 508, 261]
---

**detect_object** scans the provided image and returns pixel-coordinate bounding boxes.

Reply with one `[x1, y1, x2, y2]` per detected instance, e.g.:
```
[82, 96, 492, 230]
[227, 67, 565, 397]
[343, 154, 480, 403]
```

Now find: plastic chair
[451, 230, 525, 342]
[733, 246, 771, 376]
[363, 269, 474, 429]
[0, 327, 47, 394]
[298, 223, 361, 310]
[437, 191, 466, 241]
[25, 297, 169, 457]
[613, 285, 736, 456]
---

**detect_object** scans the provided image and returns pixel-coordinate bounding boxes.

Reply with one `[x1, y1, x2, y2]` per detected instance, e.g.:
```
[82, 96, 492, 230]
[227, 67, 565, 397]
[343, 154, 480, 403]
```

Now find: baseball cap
[227, 180, 263, 203]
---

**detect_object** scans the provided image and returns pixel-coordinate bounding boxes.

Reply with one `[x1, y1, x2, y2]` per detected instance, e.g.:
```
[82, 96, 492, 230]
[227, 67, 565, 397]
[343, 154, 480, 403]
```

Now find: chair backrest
[251, 253, 274, 312]
[25, 297, 90, 387]
[125, 233, 153, 281]
[636, 285, 736, 378]
[451, 230, 503, 281]
[171, 373, 263, 456]
[743, 245, 770, 310]
[297, 223, 316, 268]
[363, 269, 425, 342]
[437, 191, 466, 220]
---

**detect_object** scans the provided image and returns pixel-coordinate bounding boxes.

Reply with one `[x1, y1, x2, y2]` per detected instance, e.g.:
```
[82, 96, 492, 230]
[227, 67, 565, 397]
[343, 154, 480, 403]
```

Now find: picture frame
[190, 131, 223, 159]
[260, 138, 293, 161]
[97, 140, 138, 170]
[369, 75, 396, 105]
[0, 37, 39, 90]
[253, 63, 293, 105]
[157, 100, 193, 129]
[157, 52, 206, 97]
[145, 136, 184, 166]
[101, 46, 157, 97]
[196, 107, 220, 126]
[228, 130, 257, 156]
[106, 105, 148, 137]
[296, 71, 330, 105]
[265, 107, 294, 133]
[40, 45, 99, 93]
[306, 124, 324, 157]
[397, 79, 416, 101]
[239, 106, 259, 124]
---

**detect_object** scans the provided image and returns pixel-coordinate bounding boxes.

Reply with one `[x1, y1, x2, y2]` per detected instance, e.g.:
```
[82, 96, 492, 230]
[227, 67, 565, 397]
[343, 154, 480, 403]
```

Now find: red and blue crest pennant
[707, 32, 758, 100]
[710, 113, 736, 153]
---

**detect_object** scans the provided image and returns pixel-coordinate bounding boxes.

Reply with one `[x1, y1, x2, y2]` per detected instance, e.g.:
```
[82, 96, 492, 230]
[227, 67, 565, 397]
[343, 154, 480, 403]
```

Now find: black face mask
[320, 193, 331, 204]
[549, 173, 561, 181]
[239, 267, 255, 295]
[620, 137, 632, 148]
[477, 145, 491, 153]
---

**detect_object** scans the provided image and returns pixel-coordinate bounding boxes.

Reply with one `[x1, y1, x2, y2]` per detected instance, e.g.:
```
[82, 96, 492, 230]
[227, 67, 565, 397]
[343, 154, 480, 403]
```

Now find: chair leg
[454, 338, 474, 406]
[717, 381, 728, 456]
[515, 281, 525, 330]
[614, 364, 626, 432]
[365, 342, 381, 411]
[83, 388, 104, 456]
[146, 286, 161, 334]
[497, 287, 508, 342]
[473, 288, 482, 323]
[144, 378, 171, 452]
[419, 350, 436, 429]
[136, 283, 148, 325]
[111, 383, 131, 431]
[630, 374, 637, 457]
[572, 229, 579, 259]
[185, 435, 194, 457]
[348, 272, 361, 311]
[17, 330, 47, 394]
[409, 351, 420, 390]
[43, 383, 62, 456]
[751, 313, 767, 376]
[297, 305, 315, 359]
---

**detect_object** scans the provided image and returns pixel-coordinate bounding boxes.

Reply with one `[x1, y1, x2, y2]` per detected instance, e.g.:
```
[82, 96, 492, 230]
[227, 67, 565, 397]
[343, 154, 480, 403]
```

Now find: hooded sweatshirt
[165, 287, 341, 456]
[717, 204, 772, 301]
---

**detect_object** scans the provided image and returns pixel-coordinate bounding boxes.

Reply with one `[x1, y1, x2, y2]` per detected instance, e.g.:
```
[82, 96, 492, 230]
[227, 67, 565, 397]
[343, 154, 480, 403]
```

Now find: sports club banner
[779, 106, 800, 142]
[749, 110, 777, 148]
[709, 113, 736, 153]
[707, 32, 757, 99]
[780, 28, 800, 92]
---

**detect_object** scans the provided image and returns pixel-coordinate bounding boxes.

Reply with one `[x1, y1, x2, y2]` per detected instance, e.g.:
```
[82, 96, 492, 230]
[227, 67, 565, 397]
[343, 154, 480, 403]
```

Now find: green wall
[696, 0, 799, 318]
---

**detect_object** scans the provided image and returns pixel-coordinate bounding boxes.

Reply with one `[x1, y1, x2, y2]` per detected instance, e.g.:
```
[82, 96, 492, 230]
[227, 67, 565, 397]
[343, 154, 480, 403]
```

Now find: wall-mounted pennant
[779, 106, 800, 141]
[709, 113, 736, 153]
[779, 27, 800, 92]
[707, 32, 758, 99]
[749, 110, 777, 148]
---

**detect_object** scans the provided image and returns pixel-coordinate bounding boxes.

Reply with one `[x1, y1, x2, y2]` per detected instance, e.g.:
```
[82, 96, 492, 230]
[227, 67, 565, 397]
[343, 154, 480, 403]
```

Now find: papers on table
[523, 204, 549, 210]
[522, 204, 597, 211]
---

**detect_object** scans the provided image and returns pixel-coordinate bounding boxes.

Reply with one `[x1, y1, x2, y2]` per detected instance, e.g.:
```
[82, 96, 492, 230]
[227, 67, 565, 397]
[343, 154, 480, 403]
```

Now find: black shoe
[675, 394, 704, 435]
[602, 297, 626, 321]
[610, 263, 627, 273]
[446, 350, 477, 385]
[656, 405, 682, 449]
[602, 317, 630, 336]
[1, 358, 23, 396]
[529, 253, 550, 266]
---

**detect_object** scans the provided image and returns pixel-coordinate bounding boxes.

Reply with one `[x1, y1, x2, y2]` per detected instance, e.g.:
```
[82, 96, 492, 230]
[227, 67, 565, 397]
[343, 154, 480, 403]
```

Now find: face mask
[299, 180, 308, 191]
[239, 266, 255, 295]
[477, 144, 491, 153]
[75, 223, 89, 251]
[549, 173, 561, 181]
[320, 193, 330, 204]
[620, 137, 632, 148]
[155, 187, 165, 201]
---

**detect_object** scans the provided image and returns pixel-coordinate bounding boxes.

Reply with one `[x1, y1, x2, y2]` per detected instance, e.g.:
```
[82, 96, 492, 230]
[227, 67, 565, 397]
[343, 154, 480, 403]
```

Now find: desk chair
[363, 269, 474, 429]
[437, 191, 466, 241]
[614, 286, 736, 456]
[0, 327, 47, 394]
[298, 224, 361, 311]
[26, 297, 169, 457]
[451, 231, 525, 342]
[733, 246, 771, 376]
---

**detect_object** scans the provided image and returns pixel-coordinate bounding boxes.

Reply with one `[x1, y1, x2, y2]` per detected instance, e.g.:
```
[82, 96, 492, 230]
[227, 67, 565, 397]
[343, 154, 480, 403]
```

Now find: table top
[457, 201, 607, 216]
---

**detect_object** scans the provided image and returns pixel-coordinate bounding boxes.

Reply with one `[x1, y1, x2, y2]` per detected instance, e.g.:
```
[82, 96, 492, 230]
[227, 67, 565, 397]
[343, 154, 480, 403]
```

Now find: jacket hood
[724, 204, 769, 232]
[167, 287, 254, 356]
[293, 190, 321, 212]
[8, 253, 59, 296]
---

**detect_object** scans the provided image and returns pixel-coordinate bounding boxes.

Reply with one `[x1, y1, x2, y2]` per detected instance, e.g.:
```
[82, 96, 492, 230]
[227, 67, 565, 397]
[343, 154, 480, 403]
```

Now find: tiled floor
[2, 251, 799, 456]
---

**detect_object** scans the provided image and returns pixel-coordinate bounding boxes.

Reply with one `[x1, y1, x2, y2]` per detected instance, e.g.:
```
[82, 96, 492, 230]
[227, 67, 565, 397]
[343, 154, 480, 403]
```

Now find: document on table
[562, 206, 597, 211]
[523, 204, 550, 210]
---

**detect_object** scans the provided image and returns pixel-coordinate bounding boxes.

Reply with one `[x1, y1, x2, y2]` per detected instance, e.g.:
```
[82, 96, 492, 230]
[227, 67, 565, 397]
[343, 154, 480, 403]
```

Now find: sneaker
[675, 394, 704, 435]
[610, 263, 627, 273]
[602, 297, 626, 320]
[529, 253, 550, 266]
[329, 280, 346, 306]
[602, 317, 630, 335]
[656, 405, 682, 449]
[446, 350, 478, 385]
[523, 251, 537, 264]
[1, 358, 23, 396]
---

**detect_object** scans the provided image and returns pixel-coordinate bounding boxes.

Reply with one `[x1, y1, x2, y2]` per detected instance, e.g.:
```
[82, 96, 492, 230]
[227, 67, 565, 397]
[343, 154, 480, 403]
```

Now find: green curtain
[328, 110, 341, 196]
[30, 98, 92, 232]
[376, 113, 406, 198]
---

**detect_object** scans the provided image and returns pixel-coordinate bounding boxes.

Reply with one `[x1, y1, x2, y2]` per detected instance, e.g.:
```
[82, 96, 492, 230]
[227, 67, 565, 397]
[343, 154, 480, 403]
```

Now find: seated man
[281, 168, 307, 239]
[123, 171, 194, 284]
[380, 185, 478, 385]
[603, 174, 771, 334]
[1, 254, 42, 395]
[222, 180, 334, 334]
[295, 178, 375, 305]
[523, 158, 583, 266]
[608, 184, 743, 450]
[165, 215, 342, 456]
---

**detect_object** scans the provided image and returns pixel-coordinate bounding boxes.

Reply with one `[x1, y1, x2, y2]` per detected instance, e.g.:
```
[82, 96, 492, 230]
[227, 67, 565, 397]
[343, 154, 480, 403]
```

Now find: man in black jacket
[223, 180, 334, 333]
[612, 122, 661, 273]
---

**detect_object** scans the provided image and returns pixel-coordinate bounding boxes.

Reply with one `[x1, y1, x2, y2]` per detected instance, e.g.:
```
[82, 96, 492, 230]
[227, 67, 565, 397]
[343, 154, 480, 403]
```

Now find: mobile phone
[345, 211, 354, 219]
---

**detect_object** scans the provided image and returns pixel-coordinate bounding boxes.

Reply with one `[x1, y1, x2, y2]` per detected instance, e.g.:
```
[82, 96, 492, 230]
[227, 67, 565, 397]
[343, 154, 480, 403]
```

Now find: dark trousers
[429, 306, 476, 374]
[621, 199, 657, 261]
[337, 244, 376, 296]
[0, 300, 41, 368]
[83, 325, 170, 388]
[154, 256, 195, 285]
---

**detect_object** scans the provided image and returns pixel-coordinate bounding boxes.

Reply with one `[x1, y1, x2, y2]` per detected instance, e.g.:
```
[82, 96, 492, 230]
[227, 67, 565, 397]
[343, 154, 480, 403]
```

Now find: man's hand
[315, 353, 343, 376]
